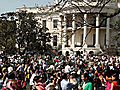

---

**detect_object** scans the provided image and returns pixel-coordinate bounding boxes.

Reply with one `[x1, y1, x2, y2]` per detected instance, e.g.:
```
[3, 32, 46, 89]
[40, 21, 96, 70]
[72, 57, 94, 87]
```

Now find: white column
[72, 13, 75, 48]
[58, 14, 62, 45]
[106, 18, 110, 46]
[95, 14, 100, 48]
[62, 15, 67, 49]
[83, 14, 87, 47]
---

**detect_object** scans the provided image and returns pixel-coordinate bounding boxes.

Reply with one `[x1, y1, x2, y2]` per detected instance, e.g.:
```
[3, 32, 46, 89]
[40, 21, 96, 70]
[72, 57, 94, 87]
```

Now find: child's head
[33, 76, 40, 83]
[105, 70, 113, 82]
[16, 73, 23, 80]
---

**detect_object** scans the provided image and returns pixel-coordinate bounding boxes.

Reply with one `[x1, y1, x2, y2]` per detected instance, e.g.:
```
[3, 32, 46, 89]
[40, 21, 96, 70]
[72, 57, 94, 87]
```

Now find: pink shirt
[7, 81, 15, 90]
[105, 82, 111, 90]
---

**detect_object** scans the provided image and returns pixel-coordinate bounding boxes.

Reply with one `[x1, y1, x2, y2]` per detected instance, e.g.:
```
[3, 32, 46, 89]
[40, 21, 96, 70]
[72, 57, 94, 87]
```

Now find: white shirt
[94, 66, 97, 70]
[39, 59, 42, 64]
[61, 79, 76, 90]
[17, 65, 24, 72]
[65, 65, 71, 73]
[82, 82, 86, 89]
[3, 77, 8, 87]
[80, 61, 83, 65]
[45, 83, 58, 90]
[10, 59, 13, 63]
[50, 65, 55, 70]
[77, 70, 81, 75]
[30, 73, 36, 86]
[43, 64, 47, 70]
[8, 66, 13, 74]
[45, 83, 53, 90]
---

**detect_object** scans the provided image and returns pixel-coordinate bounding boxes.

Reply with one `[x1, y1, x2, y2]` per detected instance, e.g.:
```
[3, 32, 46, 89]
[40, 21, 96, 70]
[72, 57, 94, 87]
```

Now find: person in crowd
[0, 67, 8, 89]
[61, 73, 77, 90]
[69, 71, 78, 90]
[80, 73, 92, 90]
[30, 70, 36, 90]
[45, 76, 58, 90]
[56, 72, 62, 90]
[65, 61, 71, 73]
[6, 72, 22, 90]
[33, 76, 46, 90]
[111, 73, 118, 90]
[16, 63, 24, 73]
[1, 53, 120, 90]
[104, 70, 113, 90]
[116, 72, 120, 89]
[16, 73, 26, 89]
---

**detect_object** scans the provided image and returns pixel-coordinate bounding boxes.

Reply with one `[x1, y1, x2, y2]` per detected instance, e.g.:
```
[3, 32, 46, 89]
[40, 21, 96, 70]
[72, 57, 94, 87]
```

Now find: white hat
[71, 71, 76, 74]
[8, 67, 13, 74]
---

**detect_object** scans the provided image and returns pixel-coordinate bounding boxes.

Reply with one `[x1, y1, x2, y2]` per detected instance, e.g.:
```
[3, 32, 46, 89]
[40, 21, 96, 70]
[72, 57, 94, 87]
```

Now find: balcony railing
[65, 45, 70, 47]
[65, 44, 95, 47]
[75, 45, 83, 47]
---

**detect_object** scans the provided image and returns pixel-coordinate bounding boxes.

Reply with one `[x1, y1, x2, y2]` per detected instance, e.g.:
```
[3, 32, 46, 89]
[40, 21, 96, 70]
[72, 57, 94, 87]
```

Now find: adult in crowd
[61, 73, 77, 90]
[30, 70, 36, 90]
[32, 76, 46, 90]
[0, 53, 120, 90]
[6, 72, 22, 90]
[80, 73, 92, 90]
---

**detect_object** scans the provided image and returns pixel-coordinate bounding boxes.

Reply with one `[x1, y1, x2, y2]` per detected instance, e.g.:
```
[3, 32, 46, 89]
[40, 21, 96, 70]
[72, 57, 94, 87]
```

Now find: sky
[0, 0, 53, 15]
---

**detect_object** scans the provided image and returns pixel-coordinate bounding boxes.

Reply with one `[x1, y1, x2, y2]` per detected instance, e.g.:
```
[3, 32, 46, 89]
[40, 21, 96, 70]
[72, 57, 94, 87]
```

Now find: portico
[61, 13, 110, 55]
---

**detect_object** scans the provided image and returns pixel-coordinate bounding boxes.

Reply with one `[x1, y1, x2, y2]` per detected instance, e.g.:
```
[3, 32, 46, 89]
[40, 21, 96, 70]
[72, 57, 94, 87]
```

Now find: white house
[16, 0, 120, 56]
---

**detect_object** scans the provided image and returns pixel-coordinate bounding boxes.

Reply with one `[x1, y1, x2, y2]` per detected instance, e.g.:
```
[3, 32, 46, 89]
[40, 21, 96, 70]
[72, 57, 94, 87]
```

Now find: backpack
[39, 83, 46, 90]
[16, 79, 26, 89]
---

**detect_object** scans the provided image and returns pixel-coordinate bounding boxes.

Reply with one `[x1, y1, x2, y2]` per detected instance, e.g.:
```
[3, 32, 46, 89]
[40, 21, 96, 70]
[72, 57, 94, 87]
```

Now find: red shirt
[112, 81, 117, 90]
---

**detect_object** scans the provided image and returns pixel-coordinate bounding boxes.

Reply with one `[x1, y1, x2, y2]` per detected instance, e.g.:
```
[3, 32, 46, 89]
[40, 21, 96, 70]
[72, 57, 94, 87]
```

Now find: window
[53, 20, 58, 28]
[43, 20, 46, 28]
[81, 34, 83, 45]
[66, 15, 72, 27]
[93, 34, 96, 45]
[104, 34, 106, 45]
[66, 35, 69, 45]
[53, 35, 57, 46]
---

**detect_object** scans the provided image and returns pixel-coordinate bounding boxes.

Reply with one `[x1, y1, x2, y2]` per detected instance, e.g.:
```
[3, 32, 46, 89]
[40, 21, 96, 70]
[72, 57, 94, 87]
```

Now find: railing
[65, 44, 95, 47]
[87, 45, 95, 47]
[65, 45, 70, 47]
[75, 45, 83, 47]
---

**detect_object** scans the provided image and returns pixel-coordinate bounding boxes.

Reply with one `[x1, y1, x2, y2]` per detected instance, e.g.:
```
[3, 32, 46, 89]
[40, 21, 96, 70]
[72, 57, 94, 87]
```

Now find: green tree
[16, 11, 38, 55]
[16, 11, 52, 55]
[0, 12, 17, 55]
[36, 27, 52, 54]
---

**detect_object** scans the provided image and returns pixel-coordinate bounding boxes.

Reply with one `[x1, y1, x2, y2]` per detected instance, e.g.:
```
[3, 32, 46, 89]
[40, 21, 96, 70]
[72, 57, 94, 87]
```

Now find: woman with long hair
[111, 73, 117, 90]
[79, 73, 92, 90]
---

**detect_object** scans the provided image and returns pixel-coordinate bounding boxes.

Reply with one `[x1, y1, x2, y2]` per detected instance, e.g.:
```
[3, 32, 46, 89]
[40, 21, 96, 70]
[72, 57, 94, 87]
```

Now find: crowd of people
[0, 53, 120, 90]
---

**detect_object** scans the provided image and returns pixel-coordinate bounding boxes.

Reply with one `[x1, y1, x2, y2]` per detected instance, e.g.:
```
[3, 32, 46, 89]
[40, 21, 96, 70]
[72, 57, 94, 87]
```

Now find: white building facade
[16, 0, 120, 56]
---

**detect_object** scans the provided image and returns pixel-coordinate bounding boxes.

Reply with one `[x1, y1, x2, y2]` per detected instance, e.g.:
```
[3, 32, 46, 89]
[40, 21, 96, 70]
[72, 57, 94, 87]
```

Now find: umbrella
[26, 51, 36, 54]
